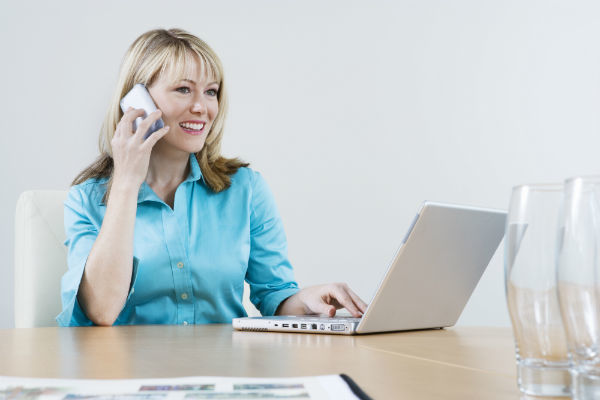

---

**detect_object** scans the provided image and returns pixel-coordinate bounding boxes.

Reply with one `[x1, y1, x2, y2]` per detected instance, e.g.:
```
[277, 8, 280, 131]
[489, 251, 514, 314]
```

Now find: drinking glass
[557, 176, 600, 400]
[505, 184, 571, 396]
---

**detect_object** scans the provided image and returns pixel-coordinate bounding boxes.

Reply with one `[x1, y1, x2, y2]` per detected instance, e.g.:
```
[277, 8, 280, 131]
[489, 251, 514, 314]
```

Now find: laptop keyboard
[296, 316, 362, 323]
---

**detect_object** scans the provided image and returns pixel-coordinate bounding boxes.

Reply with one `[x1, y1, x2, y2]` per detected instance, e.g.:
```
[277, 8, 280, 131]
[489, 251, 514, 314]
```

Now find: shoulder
[229, 167, 265, 190]
[67, 177, 109, 208]
[229, 168, 277, 213]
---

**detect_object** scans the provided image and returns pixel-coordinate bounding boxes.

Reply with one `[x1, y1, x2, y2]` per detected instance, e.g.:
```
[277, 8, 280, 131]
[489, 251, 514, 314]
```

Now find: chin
[191, 138, 208, 153]
[177, 136, 208, 154]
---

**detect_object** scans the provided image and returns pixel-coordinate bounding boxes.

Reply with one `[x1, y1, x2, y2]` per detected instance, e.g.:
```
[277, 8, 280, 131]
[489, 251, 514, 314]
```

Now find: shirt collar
[185, 153, 203, 183]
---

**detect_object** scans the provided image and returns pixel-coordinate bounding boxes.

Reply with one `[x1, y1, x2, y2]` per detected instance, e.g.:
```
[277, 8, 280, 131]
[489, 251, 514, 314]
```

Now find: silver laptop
[233, 201, 506, 335]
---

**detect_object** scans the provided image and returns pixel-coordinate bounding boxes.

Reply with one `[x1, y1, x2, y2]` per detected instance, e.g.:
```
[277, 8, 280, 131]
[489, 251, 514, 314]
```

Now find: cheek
[148, 89, 167, 109]
[150, 92, 182, 117]
[157, 102, 183, 124]
[154, 96, 174, 113]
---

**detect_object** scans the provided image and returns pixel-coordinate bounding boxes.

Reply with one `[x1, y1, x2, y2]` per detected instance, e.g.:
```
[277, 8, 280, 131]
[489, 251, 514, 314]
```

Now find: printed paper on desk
[0, 374, 368, 399]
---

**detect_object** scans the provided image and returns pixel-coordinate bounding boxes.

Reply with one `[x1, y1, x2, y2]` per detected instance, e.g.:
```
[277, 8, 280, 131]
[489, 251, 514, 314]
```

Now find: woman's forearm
[77, 180, 139, 326]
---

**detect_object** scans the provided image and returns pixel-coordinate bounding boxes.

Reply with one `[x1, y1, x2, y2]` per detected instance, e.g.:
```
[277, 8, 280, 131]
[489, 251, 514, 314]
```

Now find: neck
[146, 145, 191, 189]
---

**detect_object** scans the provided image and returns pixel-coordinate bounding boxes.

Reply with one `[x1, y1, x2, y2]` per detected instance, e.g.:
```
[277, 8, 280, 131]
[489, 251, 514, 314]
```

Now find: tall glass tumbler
[505, 184, 571, 396]
[557, 177, 600, 400]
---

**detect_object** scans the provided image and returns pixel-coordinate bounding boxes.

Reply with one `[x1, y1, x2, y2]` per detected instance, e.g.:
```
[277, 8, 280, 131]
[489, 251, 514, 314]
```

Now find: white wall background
[1, 0, 599, 328]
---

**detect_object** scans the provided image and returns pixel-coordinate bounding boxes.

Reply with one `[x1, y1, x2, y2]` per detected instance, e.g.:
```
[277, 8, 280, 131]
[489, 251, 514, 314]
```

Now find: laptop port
[292, 324, 298, 328]
[320, 324, 325, 330]
[331, 324, 345, 331]
[282, 324, 289, 328]
[311, 324, 317, 330]
[301, 324, 307, 329]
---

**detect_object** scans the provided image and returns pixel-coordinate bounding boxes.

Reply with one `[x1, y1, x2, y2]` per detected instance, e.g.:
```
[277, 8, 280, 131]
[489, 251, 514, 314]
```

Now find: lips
[179, 121, 206, 135]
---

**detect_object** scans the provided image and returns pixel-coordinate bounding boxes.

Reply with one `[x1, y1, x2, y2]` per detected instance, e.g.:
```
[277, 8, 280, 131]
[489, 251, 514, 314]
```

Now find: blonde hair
[73, 28, 248, 199]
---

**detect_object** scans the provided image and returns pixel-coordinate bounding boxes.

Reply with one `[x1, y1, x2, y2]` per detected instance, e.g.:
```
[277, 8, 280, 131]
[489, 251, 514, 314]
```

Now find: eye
[176, 86, 191, 94]
[206, 88, 219, 96]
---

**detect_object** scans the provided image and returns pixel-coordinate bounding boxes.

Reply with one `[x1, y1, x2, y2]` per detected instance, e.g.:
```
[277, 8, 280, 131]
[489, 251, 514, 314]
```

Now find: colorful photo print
[185, 392, 310, 399]
[0, 386, 65, 399]
[64, 394, 166, 400]
[233, 384, 304, 390]
[139, 385, 215, 391]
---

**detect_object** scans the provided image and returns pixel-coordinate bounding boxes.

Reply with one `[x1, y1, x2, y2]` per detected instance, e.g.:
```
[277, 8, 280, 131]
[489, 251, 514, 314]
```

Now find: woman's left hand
[276, 283, 368, 318]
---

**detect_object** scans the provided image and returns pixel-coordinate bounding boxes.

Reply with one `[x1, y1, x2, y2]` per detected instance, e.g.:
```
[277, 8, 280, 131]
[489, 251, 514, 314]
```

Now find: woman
[58, 28, 367, 326]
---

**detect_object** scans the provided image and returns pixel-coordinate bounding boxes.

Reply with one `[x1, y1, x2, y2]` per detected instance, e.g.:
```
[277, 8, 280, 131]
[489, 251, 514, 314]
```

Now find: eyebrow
[178, 78, 219, 86]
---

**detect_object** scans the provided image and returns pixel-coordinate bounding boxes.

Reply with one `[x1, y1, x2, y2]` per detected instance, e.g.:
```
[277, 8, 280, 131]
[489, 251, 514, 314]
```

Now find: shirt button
[181, 293, 188, 300]
[177, 262, 184, 269]
[183, 321, 188, 326]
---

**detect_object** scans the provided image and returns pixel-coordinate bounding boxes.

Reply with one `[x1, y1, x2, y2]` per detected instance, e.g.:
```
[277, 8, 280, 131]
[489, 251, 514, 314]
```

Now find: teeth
[180, 122, 204, 130]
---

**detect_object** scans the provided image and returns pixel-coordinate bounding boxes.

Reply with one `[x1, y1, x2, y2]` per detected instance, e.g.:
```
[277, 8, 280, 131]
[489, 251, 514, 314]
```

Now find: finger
[306, 296, 336, 317]
[134, 109, 162, 140]
[314, 303, 336, 317]
[117, 108, 146, 136]
[332, 286, 362, 317]
[346, 287, 368, 313]
[114, 107, 133, 138]
[142, 125, 170, 149]
[121, 107, 146, 125]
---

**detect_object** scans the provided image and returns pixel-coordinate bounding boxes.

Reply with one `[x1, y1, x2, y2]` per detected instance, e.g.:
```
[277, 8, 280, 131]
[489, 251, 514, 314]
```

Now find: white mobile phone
[119, 83, 165, 139]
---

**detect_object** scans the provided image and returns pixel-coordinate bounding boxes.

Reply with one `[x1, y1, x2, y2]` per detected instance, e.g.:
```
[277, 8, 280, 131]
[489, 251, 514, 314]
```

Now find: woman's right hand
[111, 107, 170, 188]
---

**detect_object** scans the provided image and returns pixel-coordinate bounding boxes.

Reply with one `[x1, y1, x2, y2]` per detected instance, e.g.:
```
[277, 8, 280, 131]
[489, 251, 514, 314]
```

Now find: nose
[191, 101, 206, 114]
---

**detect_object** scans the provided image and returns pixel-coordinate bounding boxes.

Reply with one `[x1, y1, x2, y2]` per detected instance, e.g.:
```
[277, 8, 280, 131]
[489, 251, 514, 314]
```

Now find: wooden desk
[0, 325, 521, 399]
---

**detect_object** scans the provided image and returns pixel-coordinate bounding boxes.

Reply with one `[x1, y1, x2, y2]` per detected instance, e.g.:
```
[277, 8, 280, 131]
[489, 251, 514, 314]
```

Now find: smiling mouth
[179, 122, 206, 134]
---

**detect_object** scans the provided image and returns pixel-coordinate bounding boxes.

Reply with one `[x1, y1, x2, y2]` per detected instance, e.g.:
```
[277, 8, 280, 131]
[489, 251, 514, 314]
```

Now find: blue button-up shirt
[57, 154, 299, 326]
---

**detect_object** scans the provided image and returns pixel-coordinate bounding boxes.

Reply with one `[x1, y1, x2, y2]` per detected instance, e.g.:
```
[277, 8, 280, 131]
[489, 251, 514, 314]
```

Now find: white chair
[14, 190, 259, 328]
[14, 191, 68, 327]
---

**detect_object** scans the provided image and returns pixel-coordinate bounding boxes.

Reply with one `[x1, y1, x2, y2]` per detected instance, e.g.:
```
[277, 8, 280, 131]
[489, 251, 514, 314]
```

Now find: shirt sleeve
[245, 171, 299, 316]
[56, 184, 139, 326]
